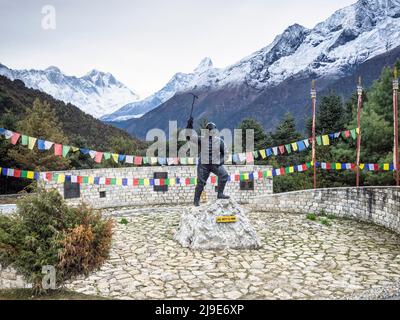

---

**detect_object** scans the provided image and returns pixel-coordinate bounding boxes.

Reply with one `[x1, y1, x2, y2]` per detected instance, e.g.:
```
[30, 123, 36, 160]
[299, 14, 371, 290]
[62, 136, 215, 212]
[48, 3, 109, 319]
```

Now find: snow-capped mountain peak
[0, 64, 139, 118]
[45, 66, 62, 73]
[194, 57, 213, 73]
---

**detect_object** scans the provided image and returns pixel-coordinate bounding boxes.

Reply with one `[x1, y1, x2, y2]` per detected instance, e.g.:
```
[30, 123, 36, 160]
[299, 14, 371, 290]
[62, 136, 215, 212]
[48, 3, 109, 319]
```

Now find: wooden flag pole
[311, 80, 317, 189]
[356, 77, 363, 187]
[393, 66, 399, 186]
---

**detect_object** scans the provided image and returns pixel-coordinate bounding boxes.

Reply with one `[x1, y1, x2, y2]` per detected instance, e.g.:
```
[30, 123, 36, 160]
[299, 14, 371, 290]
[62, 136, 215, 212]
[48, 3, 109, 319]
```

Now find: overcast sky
[0, 0, 356, 97]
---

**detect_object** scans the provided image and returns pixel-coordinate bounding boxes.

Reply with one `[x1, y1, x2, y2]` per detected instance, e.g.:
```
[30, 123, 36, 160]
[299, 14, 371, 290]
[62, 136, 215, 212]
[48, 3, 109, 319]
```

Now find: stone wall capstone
[249, 186, 400, 234]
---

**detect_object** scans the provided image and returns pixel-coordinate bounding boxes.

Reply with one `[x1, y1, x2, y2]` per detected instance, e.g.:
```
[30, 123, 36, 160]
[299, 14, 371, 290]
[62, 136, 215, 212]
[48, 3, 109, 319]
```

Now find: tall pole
[356, 77, 363, 187]
[393, 66, 399, 186]
[311, 80, 317, 189]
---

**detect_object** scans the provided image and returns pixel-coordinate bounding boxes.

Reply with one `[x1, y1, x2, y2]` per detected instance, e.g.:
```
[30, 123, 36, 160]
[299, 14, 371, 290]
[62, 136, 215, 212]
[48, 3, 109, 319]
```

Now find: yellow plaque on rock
[216, 215, 237, 223]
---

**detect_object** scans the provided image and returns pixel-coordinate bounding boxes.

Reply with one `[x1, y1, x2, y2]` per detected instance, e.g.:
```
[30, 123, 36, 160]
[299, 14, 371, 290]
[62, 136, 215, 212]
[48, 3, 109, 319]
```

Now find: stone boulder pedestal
[174, 198, 261, 250]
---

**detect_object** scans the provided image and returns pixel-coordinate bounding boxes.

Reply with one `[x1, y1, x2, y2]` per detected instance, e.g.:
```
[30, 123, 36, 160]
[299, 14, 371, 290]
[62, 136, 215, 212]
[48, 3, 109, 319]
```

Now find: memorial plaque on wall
[154, 172, 168, 192]
[64, 180, 81, 199]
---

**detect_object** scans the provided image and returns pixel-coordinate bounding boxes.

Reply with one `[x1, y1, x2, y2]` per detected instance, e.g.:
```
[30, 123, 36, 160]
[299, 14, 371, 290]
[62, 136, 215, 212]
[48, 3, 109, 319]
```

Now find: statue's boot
[194, 184, 204, 206]
[217, 179, 230, 199]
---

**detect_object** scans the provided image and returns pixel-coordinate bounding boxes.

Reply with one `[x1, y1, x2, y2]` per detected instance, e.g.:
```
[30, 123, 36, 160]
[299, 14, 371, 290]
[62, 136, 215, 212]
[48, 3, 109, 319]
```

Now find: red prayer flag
[246, 152, 254, 164]
[14, 169, 21, 178]
[373, 163, 379, 171]
[258, 171, 263, 179]
[278, 145, 285, 154]
[185, 178, 190, 185]
[133, 179, 139, 186]
[326, 162, 331, 170]
[302, 164, 307, 171]
[11, 133, 21, 145]
[77, 176, 83, 184]
[105, 178, 111, 185]
[94, 152, 103, 163]
[344, 130, 350, 138]
[235, 175, 240, 182]
[54, 144, 62, 156]
[211, 176, 217, 184]
[134, 156, 142, 165]
[46, 172, 52, 181]
[280, 168, 285, 176]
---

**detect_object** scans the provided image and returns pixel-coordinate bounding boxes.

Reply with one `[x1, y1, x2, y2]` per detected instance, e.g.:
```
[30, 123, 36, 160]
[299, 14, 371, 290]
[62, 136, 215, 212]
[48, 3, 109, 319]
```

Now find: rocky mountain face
[0, 64, 139, 118]
[109, 0, 400, 138]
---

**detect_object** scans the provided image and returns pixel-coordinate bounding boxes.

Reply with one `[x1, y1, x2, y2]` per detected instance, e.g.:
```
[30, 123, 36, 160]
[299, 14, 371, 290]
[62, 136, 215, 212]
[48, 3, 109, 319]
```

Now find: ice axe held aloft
[186, 93, 198, 129]
[189, 93, 198, 119]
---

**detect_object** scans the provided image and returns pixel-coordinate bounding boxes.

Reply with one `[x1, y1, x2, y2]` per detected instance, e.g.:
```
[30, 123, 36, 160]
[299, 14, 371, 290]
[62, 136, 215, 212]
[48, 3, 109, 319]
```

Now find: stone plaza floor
[65, 205, 400, 300]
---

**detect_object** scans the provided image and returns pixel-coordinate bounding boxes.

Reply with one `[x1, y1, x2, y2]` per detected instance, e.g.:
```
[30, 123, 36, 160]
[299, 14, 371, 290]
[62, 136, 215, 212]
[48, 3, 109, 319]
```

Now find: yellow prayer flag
[356, 128, 360, 134]
[57, 174, 65, 183]
[112, 154, 119, 163]
[383, 163, 389, 171]
[27, 171, 34, 179]
[88, 176, 94, 184]
[259, 149, 266, 159]
[150, 157, 158, 165]
[359, 163, 365, 170]
[188, 157, 194, 165]
[335, 163, 341, 170]
[170, 178, 176, 186]
[267, 170, 272, 177]
[71, 146, 79, 152]
[144, 179, 150, 186]
[28, 137, 37, 150]
[291, 143, 298, 151]
[116, 178, 122, 185]
[243, 173, 249, 180]
[322, 135, 330, 146]
[289, 166, 294, 173]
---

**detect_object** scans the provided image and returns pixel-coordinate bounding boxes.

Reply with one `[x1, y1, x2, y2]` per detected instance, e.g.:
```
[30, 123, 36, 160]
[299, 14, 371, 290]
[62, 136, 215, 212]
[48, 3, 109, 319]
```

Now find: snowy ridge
[101, 58, 215, 121]
[0, 65, 139, 118]
[104, 0, 400, 121]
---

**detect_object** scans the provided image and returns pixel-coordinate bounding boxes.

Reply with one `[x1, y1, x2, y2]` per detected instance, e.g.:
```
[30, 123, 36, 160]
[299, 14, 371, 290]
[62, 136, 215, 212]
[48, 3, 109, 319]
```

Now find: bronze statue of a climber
[186, 117, 230, 206]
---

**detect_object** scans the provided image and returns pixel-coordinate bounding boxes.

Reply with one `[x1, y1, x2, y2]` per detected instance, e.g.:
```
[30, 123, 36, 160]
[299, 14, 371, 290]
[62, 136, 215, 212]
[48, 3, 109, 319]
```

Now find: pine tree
[237, 118, 269, 151]
[8, 98, 71, 171]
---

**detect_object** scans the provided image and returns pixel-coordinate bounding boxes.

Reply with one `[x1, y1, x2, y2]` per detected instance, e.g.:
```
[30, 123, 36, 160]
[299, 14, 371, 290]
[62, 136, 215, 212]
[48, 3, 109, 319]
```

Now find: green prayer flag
[165, 179, 170, 186]
[285, 167, 290, 174]
[104, 152, 111, 160]
[350, 129, 357, 139]
[83, 176, 89, 184]
[143, 157, 149, 164]
[252, 151, 259, 158]
[21, 170, 28, 178]
[139, 179, 144, 186]
[190, 178, 196, 185]
[110, 178, 116, 185]
[62, 145, 71, 157]
[285, 144, 292, 154]
[52, 174, 58, 182]
[316, 136, 322, 146]
[306, 162, 312, 168]
[21, 135, 28, 146]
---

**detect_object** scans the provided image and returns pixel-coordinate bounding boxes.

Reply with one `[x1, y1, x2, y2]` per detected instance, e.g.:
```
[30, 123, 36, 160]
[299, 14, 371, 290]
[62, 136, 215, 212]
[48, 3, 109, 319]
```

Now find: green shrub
[306, 213, 317, 221]
[119, 218, 128, 225]
[0, 188, 113, 293]
[320, 217, 331, 226]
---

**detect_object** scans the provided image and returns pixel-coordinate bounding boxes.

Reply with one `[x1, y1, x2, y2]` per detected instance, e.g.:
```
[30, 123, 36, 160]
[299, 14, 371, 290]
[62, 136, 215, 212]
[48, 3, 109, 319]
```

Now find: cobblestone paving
[64, 206, 400, 300]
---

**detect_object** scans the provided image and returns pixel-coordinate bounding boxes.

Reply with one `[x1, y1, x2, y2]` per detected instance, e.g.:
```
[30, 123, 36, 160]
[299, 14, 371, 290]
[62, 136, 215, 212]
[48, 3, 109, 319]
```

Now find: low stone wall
[42, 165, 273, 209]
[0, 265, 31, 289]
[249, 186, 400, 234]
